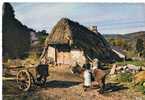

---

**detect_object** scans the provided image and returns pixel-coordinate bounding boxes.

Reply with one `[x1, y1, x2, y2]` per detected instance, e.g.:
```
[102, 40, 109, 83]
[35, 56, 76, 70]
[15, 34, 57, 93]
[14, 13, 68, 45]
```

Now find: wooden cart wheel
[16, 70, 31, 91]
[36, 75, 47, 86]
[40, 76, 47, 85]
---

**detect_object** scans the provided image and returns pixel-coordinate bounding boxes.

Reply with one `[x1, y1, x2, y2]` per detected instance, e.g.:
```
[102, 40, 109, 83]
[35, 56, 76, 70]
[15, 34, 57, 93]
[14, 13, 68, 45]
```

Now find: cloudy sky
[11, 3, 145, 34]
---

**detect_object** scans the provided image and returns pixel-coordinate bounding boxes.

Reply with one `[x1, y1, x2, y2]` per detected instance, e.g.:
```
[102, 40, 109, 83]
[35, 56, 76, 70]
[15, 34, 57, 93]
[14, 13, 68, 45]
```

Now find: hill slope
[104, 31, 145, 48]
[104, 31, 145, 41]
[2, 3, 34, 59]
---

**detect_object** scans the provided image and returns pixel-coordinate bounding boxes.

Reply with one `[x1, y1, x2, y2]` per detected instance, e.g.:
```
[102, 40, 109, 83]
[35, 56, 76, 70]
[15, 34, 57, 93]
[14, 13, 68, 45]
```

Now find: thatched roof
[46, 18, 108, 46]
[42, 18, 121, 63]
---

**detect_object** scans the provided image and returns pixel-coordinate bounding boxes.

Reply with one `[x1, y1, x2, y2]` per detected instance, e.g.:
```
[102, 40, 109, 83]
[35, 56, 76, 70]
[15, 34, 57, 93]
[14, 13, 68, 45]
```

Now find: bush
[116, 73, 133, 83]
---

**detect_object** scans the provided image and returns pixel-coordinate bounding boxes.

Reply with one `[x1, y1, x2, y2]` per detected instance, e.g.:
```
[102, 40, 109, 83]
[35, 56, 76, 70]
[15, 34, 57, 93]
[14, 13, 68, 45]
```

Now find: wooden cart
[16, 64, 49, 91]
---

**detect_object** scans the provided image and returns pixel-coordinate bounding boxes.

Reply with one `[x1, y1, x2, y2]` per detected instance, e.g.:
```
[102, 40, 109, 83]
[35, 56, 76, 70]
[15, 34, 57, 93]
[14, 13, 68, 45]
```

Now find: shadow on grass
[104, 82, 128, 93]
[44, 80, 81, 88]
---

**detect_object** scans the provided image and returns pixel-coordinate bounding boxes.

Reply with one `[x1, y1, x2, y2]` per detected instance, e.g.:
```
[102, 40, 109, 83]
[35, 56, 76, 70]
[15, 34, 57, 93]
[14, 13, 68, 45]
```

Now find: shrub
[136, 39, 144, 53]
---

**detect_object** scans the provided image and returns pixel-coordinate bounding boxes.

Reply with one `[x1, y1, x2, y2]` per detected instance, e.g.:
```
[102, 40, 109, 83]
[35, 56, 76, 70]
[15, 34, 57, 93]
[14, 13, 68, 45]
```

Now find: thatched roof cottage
[40, 18, 120, 66]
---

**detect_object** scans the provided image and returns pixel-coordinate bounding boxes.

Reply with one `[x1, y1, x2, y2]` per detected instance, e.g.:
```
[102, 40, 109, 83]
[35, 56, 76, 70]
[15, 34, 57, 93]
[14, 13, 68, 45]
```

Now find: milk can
[84, 69, 91, 87]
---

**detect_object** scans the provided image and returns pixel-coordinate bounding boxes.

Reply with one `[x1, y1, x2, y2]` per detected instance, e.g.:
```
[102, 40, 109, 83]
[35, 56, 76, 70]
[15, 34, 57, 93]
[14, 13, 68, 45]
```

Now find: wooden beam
[2, 77, 16, 80]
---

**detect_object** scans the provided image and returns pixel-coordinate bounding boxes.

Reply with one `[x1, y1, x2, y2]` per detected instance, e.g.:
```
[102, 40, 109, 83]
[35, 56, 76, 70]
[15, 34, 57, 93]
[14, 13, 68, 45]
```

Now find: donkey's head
[71, 63, 85, 75]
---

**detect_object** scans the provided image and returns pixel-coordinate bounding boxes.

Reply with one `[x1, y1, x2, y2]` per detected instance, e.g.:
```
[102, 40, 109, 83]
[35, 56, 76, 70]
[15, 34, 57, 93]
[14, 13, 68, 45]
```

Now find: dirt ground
[3, 65, 145, 100]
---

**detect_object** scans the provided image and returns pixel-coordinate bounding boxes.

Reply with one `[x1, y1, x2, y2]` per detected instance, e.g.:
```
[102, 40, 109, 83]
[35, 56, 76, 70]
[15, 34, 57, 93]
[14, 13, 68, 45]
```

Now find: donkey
[71, 64, 107, 94]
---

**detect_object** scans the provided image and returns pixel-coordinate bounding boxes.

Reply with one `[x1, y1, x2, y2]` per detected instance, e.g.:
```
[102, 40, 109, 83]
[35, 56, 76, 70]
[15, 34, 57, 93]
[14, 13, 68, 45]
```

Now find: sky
[11, 3, 145, 34]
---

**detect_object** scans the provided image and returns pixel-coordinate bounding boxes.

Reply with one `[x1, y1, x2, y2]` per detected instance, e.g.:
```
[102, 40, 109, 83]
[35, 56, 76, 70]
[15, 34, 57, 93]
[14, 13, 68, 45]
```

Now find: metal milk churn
[84, 69, 91, 87]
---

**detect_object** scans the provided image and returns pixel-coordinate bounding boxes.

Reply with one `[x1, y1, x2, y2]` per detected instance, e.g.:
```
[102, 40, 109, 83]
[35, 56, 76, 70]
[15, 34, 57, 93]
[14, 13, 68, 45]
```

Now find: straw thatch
[41, 18, 120, 63]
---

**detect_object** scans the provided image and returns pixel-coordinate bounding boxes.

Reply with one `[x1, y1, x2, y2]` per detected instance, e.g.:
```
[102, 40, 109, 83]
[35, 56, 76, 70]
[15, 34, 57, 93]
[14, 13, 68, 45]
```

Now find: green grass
[136, 80, 145, 94]
[115, 60, 145, 66]
[115, 73, 133, 83]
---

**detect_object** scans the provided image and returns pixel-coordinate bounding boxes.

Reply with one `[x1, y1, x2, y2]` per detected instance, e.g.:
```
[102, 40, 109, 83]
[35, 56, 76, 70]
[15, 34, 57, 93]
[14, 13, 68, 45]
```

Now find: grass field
[115, 60, 145, 66]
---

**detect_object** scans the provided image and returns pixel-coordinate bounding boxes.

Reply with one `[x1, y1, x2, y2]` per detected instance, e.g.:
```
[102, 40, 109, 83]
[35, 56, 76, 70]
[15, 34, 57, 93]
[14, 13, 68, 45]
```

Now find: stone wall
[46, 46, 86, 66]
